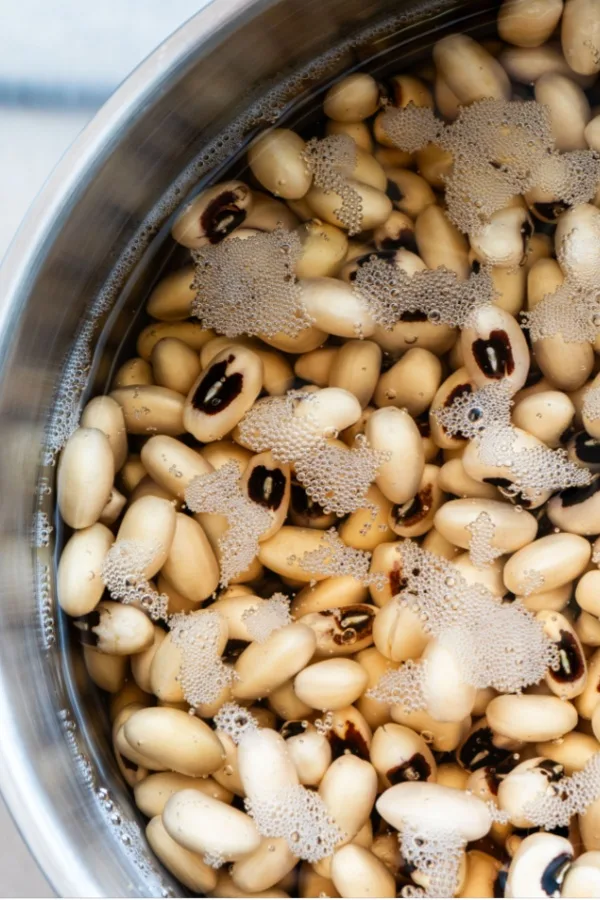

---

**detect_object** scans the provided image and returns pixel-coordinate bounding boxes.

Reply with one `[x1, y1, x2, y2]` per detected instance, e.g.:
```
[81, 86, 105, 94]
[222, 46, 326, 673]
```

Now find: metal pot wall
[0, 0, 496, 895]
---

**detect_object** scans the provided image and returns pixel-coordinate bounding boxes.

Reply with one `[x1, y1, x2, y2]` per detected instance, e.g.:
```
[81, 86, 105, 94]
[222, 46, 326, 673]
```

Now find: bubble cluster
[519, 569, 546, 596]
[466, 511, 503, 569]
[522, 752, 600, 830]
[102, 540, 169, 620]
[44, 320, 94, 463]
[191, 227, 311, 338]
[242, 592, 292, 642]
[245, 784, 344, 863]
[400, 822, 466, 899]
[292, 527, 384, 587]
[239, 392, 386, 515]
[185, 461, 272, 586]
[213, 702, 259, 744]
[33, 510, 53, 549]
[352, 258, 495, 330]
[369, 659, 428, 712]
[169, 610, 235, 707]
[202, 850, 225, 870]
[583, 386, 600, 423]
[523, 280, 600, 344]
[302, 134, 363, 234]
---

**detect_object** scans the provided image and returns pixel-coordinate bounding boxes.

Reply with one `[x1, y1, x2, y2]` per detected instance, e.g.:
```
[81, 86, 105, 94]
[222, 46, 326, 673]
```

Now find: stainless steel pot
[0, 0, 497, 895]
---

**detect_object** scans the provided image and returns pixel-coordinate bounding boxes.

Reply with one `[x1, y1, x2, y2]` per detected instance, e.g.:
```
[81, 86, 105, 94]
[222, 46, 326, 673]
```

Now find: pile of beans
[54, 0, 600, 896]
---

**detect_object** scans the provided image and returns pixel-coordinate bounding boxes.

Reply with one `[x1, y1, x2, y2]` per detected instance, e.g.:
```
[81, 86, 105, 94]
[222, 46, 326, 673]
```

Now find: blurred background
[0, 1, 209, 894]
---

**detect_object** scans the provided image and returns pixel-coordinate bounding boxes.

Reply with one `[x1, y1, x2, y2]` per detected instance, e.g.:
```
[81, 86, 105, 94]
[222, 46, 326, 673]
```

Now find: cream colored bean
[575, 610, 600, 647]
[512, 390, 575, 448]
[286, 728, 332, 786]
[578, 649, 600, 719]
[366, 407, 424, 504]
[373, 317, 457, 356]
[293, 386, 362, 437]
[291, 576, 368, 617]
[212, 872, 289, 898]
[373, 210, 416, 252]
[487, 693, 578, 741]
[373, 144, 414, 168]
[519, 581, 572, 613]
[535, 72, 591, 151]
[415, 205, 470, 280]
[581, 795, 600, 852]
[80, 396, 127, 470]
[355, 648, 398, 731]
[499, 42, 597, 87]
[576, 569, 600, 616]
[384, 168, 436, 219]
[231, 838, 298, 895]
[422, 527, 462, 561]
[586, 114, 600, 150]
[548, 478, 600, 534]
[562, 0, 600, 75]
[238, 728, 298, 802]
[537, 732, 600, 774]
[172, 180, 253, 248]
[328, 340, 381, 407]
[83, 645, 127, 694]
[562, 851, 600, 897]
[462, 851, 503, 898]
[438, 458, 500, 500]
[201, 440, 252, 474]
[372, 598, 429, 662]
[244, 190, 300, 232]
[368, 541, 408, 607]
[393, 707, 471, 753]
[299, 277, 375, 338]
[100, 486, 126, 525]
[429, 368, 476, 449]
[184, 345, 263, 442]
[109, 682, 152, 721]
[416, 143, 454, 190]
[110, 385, 186, 436]
[370, 723, 436, 789]
[146, 816, 217, 894]
[129, 476, 179, 508]
[506, 832, 574, 899]
[295, 220, 348, 278]
[294, 347, 338, 386]
[504, 533, 591, 595]
[377, 781, 493, 842]
[210, 594, 269, 641]
[294, 659, 368, 710]
[556, 204, 600, 283]
[233, 623, 317, 700]
[57, 523, 114, 617]
[161, 513, 219, 604]
[305, 180, 391, 231]
[470, 205, 533, 269]
[141, 435, 212, 499]
[330, 845, 395, 899]
[113, 356, 154, 388]
[437, 763, 470, 790]
[134, 772, 232, 817]
[374, 348, 442, 417]
[435, 74, 461, 120]
[498, 0, 564, 47]
[163, 788, 260, 860]
[433, 33, 511, 104]
[454, 552, 507, 598]
[119, 454, 147, 493]
[136, 321, 215, 361]
[299, 605, 376, 658]
[57, 427, 114, 529]
[112, 704, 154, 782]
[434, 497, 537, 554]
[499, 757, 566, 827]
[117, 495, 177, 577]
[125, 708, 224, 777]
[324, 73, 380, 122]
[146, 266, 195, 321]
[150, 338, 201, 396]
[267, 680, 314, 722]
[421, 639, 477, 723]
[76, 601, 154, 655]
[317, 755, 378, 871]
[338, 484, 394, 551]
[131, 625, 166, 693]
[325, 119, 374, 152]
[258, 527, 333, 582]
[248, 129, 312, 199]
[389, 464, 444, 539]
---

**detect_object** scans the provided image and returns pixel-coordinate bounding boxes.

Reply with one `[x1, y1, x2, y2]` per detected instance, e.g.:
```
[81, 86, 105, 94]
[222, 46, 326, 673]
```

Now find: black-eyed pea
[136, 321, 215, 361]
[548, 478, 600, 535]
[498, 0, 564, 48]
[57, 522, 114, 617]
[568, 430, 600, 473]
[291, 575, 368, 617]
[57, 427, 115, 529]
[415, 204, 470, 279]
[487, 693, 578, 742]
[499, 43, 597, 87]
[457, 715, 524, 772]
[562, 0, 600, 76]
[384, 168, 436, 219]
[355, 647, 398, 731]
[134, 772, 233, 817]
[338, 484, 395, 551]
[433, 34, 511, 104]
[462, 304, 530, 393]
[504, 533, 592, 595]
[434, 497, 537, 554]
[247, 129, 312, 199]
[389, 464, 444, 538]
[325, 705, 372, 761]
[119, 454, 147, 494]
[421, 527, 462, 561]
[74, 601, 154, 656]
[366, 407, 424, 504]
[239, 451, 291, 541]
[244, 190, 300, 232]
[415, 143, 454, 190]
[184, 345, 263, 442]
[323, 73, 380, 122]
[372, 599, 429, 662]
[506, 832, 574, 898]
[294, 658, 368, 710]
[298, 605, 376, 658]
[535, 72, 591, 151]
[512, 390, 575, 448]
[498, 757, 566, 827]
[373, 211, 417, 253]
[339, 246, 425, 285]
[374, 347, 442, 417]
[305, 180, 392, 232]
[131, 625, 166, 693]
[150, 338, 201, 396]
[519, 581, 573, 613]
[434, 74, 461, 120]
[328, 340, 381, 408]
[463, 850, 504, 898]
[370, 723, 437, 789]
[438, 458, 500, 500]
[162, 788, 260, 860]
[233, 623, 317, 700]
[561, 850, 600, 896]
[285, 726, 332, 786]
[377, 781, 493, 844]
[146, 816, 218, 894]
[83, 645, 128, 694]
[462, 427, 553, 508]
[125, 708, 224, 777]
[536, 732, 600, 775]
[294, 347, 338, 388]
[117, 494, 177, 577]
[368, 541, 406, 607]
[429, 368, 476, 449]
[112, 356, 154, 388]
[146, 266, 195, 321]
[421, 639, 477, 723]
[267, 680, 314, 721]
[325, 119, 374, 152]
[294, 220, 348, 278]
[110, 384, 186, 436]
[172, 180, 253, 248]
[231, 838, 298, 894]
[330, 845, 396, 899]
